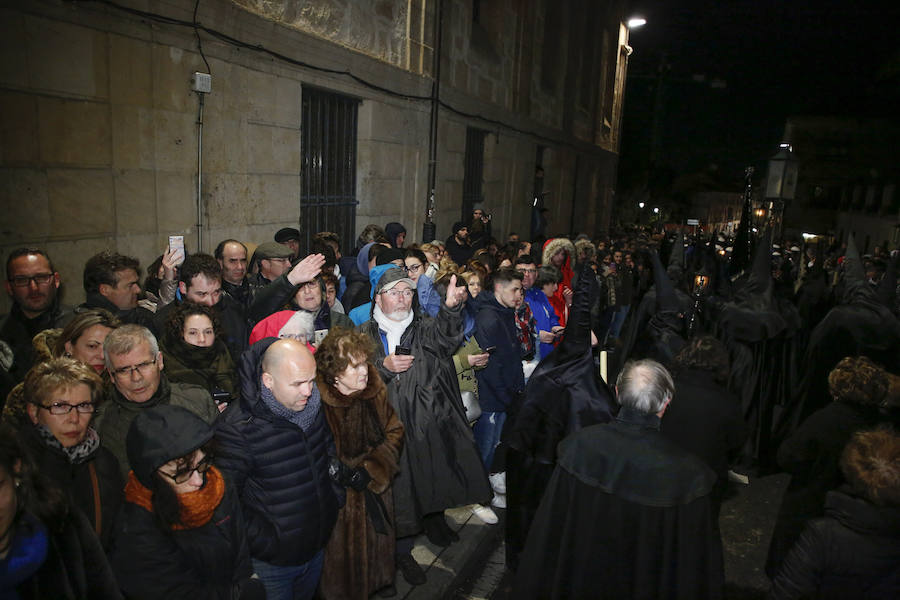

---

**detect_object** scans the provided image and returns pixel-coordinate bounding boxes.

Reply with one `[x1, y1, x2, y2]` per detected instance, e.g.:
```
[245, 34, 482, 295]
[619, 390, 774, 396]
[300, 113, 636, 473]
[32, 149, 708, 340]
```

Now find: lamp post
[765, 143, 798, 241]
[686, 269, 711, 338]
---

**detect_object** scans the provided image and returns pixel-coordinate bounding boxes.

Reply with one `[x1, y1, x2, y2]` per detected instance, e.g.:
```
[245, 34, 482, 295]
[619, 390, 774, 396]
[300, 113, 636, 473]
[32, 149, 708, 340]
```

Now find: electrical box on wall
[191, 72, 212, 93]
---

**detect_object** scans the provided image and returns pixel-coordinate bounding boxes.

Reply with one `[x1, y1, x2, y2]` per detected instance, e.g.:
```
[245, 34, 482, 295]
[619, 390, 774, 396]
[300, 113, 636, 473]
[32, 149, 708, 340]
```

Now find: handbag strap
[88, 462, 102, 537]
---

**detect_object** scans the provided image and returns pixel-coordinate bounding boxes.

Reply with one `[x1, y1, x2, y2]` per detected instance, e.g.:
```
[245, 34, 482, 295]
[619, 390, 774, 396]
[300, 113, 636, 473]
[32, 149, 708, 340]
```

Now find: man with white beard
[358, 267, 492, 588]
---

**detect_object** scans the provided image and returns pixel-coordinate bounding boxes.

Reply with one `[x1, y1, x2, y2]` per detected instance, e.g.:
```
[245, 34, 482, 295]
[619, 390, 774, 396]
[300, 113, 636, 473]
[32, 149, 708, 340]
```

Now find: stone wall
[1, 0, 622, 315]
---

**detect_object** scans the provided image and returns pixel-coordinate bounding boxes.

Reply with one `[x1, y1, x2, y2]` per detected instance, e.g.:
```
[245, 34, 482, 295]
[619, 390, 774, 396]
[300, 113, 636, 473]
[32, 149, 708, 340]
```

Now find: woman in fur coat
[316, 327, 405, 599]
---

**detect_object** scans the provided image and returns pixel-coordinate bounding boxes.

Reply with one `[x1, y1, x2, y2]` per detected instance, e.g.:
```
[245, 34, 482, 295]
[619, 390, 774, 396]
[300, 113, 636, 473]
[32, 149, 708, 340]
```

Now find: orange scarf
[125, 466, 225, 530]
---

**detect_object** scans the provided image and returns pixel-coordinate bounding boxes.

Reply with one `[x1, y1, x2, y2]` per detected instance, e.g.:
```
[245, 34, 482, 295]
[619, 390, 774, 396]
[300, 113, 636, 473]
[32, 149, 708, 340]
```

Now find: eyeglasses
[516, 268, 537, 274]
[160, 454, 214, 484]
[404, 264, 422, 273]
[33, 401, 96, 415]
[111, 358, 158, 379]
[297, 280, 318, 290]
[8, 274, 54, 287]
[382, 289, 414, 299]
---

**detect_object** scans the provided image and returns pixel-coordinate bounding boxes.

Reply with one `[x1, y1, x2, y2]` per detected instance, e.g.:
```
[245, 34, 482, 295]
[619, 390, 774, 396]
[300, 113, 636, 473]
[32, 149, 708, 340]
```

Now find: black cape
[503, 266, 615, 570]
[512, 409, 724, 600]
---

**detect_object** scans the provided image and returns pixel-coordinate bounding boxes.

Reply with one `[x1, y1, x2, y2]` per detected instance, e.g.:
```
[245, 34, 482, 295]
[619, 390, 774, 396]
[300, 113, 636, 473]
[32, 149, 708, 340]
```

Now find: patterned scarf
[515, 302, 536, 359]
[34, 424, 100, 465]
[124, 466, 225, 530]
[259, 376, 322, 432]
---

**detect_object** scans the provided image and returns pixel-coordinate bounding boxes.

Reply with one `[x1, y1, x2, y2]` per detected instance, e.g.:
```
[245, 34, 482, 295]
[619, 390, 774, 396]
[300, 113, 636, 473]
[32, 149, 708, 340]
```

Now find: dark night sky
[618, 0, 900, 188]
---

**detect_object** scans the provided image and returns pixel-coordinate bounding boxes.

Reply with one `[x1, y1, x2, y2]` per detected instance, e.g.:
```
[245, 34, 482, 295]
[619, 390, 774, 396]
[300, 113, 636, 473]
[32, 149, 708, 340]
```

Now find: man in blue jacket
[474, 268, 525, 493]
[215, 338, 339, 600]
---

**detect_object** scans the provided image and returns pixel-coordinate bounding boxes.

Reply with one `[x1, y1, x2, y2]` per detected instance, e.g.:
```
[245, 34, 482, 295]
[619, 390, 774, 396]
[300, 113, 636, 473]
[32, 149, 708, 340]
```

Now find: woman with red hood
[541, 238, 576, 327]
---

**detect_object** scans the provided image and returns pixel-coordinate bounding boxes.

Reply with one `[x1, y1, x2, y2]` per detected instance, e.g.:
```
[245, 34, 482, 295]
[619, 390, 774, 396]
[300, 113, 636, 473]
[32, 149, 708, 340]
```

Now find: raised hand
[287, 253, 326, 286]
[444, 274, 468, 308]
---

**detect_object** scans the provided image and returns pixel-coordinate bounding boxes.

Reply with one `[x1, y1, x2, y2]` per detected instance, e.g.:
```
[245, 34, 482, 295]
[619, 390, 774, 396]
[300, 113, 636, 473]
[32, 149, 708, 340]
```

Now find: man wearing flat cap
[274, 227, 301, 260]
[358, 267, 492, 586]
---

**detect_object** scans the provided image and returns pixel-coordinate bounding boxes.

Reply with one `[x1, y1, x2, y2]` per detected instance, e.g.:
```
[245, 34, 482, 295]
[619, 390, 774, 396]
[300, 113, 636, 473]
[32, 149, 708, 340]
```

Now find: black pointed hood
[842, 235, 877, 306]
[730, 198, 754, 275]
[553, 263, 599, 363]
[668, 231, 685, 270]
[652, 250, 680, 313]
[876, 255, 898, 310]
[743, 228, 773, 298]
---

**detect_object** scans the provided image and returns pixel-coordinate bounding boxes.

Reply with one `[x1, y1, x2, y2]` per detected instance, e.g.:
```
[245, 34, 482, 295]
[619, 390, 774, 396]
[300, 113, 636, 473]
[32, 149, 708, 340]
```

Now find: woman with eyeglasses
[13, 358, 124, 550]
[111, 404, 264, 600]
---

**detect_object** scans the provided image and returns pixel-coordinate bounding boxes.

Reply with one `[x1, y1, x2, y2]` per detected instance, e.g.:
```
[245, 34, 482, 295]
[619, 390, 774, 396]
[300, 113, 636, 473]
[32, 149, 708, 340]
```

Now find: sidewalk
[393, 506, 505, 599]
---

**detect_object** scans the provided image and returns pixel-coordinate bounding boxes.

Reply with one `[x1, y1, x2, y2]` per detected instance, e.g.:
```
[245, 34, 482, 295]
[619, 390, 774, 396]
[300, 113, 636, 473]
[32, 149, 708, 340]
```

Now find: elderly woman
[0, 424, 120, 599]
[162, 302, 237, 410]
[15, 358, 123, 549]
[315, 327, 404, 599]
[110, 404, 263, 600]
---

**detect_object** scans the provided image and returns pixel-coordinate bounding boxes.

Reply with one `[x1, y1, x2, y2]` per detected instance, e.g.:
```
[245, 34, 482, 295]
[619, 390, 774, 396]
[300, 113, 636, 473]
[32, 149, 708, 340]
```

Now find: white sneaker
[471, 504, 498, 524]
[491, 493, 506, 509]
[489, 472, 507, 495]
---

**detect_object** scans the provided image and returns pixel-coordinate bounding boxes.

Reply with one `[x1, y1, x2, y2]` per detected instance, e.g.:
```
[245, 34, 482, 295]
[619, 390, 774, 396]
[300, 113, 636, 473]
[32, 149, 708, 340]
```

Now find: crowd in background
[1, 209, 898, 599]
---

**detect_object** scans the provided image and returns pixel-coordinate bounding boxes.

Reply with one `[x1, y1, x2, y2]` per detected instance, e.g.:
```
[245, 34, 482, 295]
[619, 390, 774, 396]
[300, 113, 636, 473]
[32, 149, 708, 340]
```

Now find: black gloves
[328, 458, 372, 491]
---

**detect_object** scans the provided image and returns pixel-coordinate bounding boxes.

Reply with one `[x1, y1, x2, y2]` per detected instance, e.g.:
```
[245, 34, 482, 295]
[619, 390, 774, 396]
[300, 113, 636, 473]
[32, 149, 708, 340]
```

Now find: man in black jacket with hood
[215, 338, 339, 600]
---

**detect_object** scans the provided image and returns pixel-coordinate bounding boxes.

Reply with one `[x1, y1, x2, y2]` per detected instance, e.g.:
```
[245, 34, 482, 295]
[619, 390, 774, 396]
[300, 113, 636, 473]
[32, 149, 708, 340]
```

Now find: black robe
[513, 408, 724, 599]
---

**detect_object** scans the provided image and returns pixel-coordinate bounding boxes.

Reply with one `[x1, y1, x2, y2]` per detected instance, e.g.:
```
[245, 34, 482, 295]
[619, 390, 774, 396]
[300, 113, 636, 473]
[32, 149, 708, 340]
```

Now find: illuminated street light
[627, 17, 647, 29]
[638, 202, 645, 208]
[653, 207, 659, 214]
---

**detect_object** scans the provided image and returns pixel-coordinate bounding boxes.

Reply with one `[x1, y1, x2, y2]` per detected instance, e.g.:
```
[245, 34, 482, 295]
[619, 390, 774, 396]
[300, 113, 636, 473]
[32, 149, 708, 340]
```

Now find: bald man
[215, 338, 340, 600]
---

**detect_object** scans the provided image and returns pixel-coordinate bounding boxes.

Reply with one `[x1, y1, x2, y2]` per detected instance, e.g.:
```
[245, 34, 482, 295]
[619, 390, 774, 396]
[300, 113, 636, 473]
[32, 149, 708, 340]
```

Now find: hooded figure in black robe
[512, 359, 724, 600]
[776, 235, 900, 440]
[502, 264, 616, 571]
[618, 232, 693, 372]
[713, 230, 802, 470]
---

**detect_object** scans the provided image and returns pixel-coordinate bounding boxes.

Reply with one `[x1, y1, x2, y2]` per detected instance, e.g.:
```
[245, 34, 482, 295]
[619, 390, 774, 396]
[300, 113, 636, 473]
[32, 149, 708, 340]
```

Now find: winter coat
[541, 238, 576, 327]
[474, 292, 525, 412]
[524, 287, 560, 360]
[246, 273, 353, 333]
[769, 490, 900, 599]
[0, 299, 71, 400]
[110, 474, 261, 600]
[445, 235, 474, 267]
[318, 365, 404, 599]
[161, 335, 238, 406]
[766, 400, 891, 576]
[9, 510, 122, 600]
[153, 294, 248, 365]
[359, 302, 491, 536]
[18, 425, 123, 550]
[214, 338, 340, 566]
[94, 376, 219, 479]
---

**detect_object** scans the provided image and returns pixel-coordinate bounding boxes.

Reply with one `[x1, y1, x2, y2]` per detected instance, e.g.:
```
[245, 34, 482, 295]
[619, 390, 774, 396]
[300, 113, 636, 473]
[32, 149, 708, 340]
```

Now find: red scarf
[125, 466, 225, 530]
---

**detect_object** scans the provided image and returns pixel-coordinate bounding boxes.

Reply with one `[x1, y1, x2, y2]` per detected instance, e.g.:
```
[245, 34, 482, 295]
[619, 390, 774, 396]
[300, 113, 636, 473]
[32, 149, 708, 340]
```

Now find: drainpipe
[422, 0, 444, 244]
[195, 91, 205, 251]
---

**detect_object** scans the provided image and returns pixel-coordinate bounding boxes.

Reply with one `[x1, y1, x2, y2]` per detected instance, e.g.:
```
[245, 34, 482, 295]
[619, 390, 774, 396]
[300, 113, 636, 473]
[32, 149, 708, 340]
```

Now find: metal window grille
[301, 87, 359, 256]
[462, 127, 486, 221]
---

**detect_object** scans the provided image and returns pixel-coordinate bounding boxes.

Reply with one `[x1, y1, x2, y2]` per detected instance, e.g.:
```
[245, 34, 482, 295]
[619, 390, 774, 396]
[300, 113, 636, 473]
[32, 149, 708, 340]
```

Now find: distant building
[781, 117, 900, 250]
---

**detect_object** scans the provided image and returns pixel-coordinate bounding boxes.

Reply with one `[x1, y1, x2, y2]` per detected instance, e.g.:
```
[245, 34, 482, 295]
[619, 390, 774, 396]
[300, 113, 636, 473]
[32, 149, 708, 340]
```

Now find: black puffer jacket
[214, 338, 340, 565]
[769, 490, 900, 599]
[111, 481, 260, 600]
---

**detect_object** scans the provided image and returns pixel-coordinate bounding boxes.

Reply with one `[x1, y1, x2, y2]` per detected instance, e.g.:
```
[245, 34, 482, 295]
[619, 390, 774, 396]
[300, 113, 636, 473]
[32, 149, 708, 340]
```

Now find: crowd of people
[1, 211, 898, 599]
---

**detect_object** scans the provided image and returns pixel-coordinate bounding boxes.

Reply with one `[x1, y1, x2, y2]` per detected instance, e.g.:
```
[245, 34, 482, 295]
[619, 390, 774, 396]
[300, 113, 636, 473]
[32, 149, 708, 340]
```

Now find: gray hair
[615, 359, 675, 415]
[103, 324, 160, 369]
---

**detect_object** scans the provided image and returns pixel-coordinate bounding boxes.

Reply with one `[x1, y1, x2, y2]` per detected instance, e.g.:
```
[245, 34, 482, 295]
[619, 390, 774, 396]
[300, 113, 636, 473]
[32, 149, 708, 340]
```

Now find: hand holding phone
[168, 235, 186, 267]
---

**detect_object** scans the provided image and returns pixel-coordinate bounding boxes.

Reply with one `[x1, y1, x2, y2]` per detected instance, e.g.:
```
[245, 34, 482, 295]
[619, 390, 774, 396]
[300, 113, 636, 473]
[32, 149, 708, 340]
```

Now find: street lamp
[765, 143, 798, 240]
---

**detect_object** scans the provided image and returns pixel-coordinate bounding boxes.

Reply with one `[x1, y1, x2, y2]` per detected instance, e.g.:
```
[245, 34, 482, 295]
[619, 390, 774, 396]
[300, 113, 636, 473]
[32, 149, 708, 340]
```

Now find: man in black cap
[274, 227, 301, 260]
[445, 222, 473, 266]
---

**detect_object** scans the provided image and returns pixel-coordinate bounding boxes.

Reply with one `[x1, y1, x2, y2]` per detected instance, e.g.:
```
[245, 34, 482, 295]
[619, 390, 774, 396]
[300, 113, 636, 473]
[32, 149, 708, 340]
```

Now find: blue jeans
[608, 305, 630, 340]
[252, 551, 324, 600]
[473, 411, 507, 470]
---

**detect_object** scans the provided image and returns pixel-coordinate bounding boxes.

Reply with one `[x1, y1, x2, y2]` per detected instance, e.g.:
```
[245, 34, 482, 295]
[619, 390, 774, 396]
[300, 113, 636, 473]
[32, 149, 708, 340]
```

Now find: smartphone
[168, 235, 185, 266]
[485, 346, 497, 354]
[314, 329, 328, 346]
[396, 346, 411, 355]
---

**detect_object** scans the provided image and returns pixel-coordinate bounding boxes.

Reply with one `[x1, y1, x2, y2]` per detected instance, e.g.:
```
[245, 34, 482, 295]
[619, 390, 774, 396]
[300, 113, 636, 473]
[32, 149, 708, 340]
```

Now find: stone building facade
[1, 0, 629, 311]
